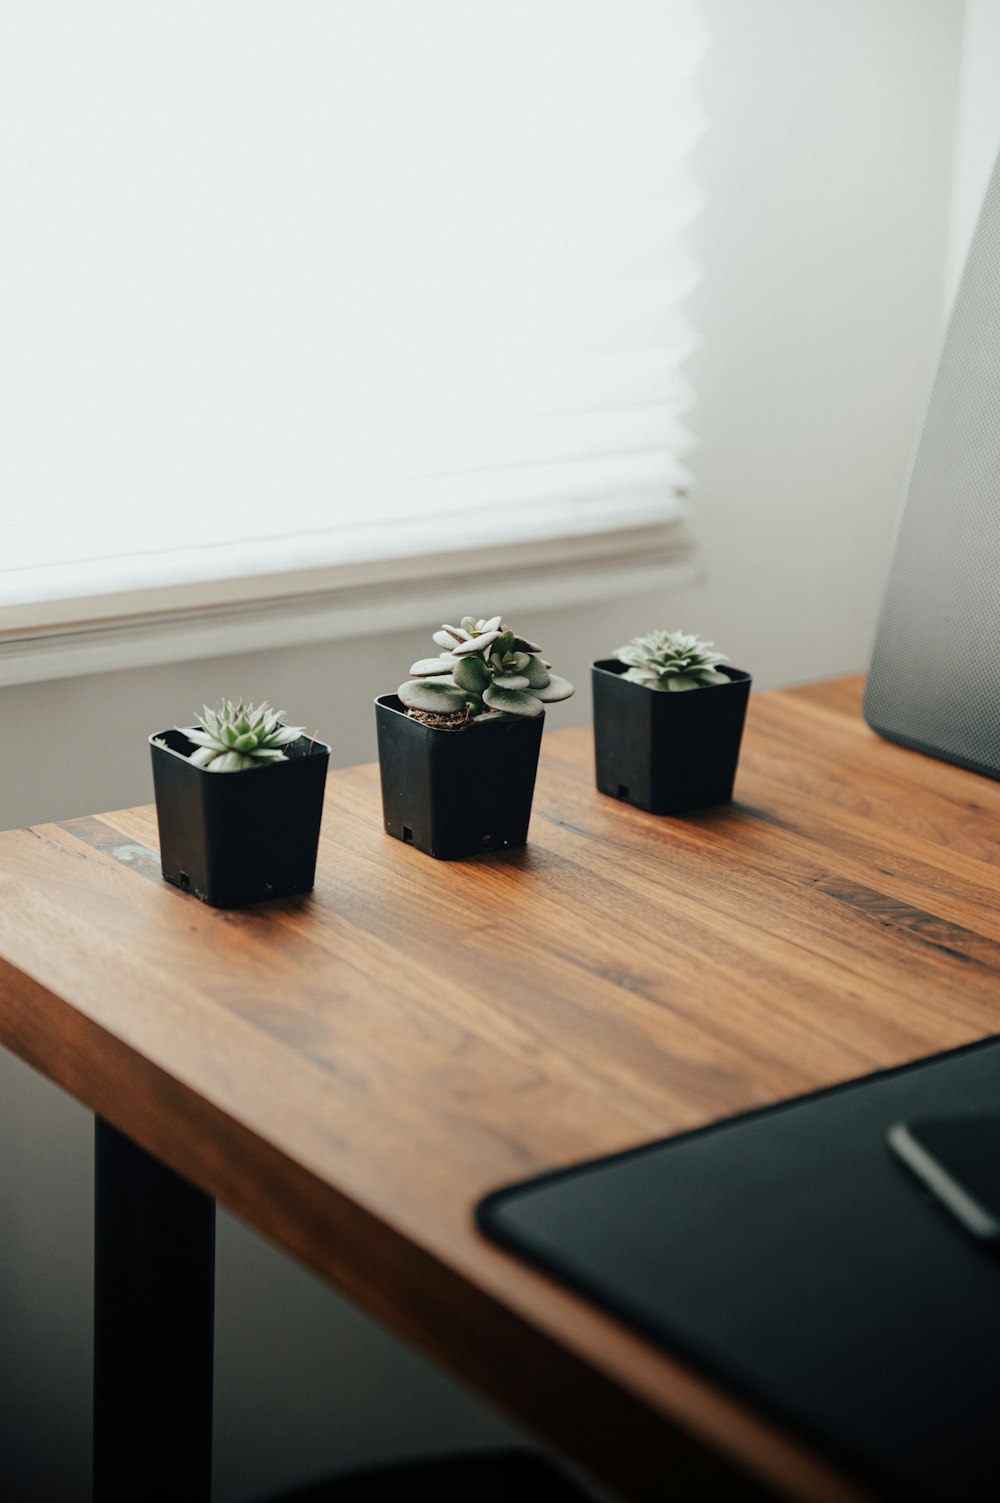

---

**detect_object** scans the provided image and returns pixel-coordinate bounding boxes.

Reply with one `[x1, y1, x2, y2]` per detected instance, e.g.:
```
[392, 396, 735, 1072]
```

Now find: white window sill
[0, 523, 697, 688]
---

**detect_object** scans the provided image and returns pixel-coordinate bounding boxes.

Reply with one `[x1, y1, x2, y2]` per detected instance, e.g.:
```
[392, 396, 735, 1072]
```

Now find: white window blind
[0, 1, 706, 627]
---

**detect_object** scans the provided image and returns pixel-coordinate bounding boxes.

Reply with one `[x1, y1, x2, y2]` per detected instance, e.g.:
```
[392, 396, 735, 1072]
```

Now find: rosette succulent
[615, 630, 730, 692]
[399, 616, 574, 724]
[179, 700, 305, 771]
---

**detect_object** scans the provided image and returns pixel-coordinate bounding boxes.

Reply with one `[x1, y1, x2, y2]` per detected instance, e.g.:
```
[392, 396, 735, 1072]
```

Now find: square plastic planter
[149, 729, 330, 907]
[375, 695, 544, 859]
[592, 661, 751, 815]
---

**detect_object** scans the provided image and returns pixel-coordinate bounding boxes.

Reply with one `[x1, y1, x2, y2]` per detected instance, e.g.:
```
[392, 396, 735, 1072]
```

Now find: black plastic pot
[592, 661, 751, 815]
[375, 695, 544, 859]
[149, 729, 330, 908]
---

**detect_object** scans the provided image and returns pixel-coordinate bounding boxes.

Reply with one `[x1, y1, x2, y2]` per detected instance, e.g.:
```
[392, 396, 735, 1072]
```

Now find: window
[0, 2, 706, 679]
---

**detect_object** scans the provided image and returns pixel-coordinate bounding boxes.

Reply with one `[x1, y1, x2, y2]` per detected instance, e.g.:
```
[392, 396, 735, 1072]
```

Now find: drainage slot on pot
[617, 785, 629, 800]
[402, 826, 413, 843]
[178, 871, 191, 891]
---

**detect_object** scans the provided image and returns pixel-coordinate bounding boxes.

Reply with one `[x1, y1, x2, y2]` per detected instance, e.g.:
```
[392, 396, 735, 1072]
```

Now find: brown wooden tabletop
[2, 675, 999, 1503]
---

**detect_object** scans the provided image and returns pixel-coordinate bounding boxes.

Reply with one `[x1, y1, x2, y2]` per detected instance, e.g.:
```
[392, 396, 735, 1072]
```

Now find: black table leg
[94, 1118, 216, 1502]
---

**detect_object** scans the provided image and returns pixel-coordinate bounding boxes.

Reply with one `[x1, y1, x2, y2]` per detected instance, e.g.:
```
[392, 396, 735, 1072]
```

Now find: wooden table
[2, 676, 999, 1503]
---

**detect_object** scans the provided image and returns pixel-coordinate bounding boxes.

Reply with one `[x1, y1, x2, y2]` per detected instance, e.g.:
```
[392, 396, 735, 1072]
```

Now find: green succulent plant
[398, 616, 574, 724]
[179, 700, 305, 771]
[615, 630, 730, 692]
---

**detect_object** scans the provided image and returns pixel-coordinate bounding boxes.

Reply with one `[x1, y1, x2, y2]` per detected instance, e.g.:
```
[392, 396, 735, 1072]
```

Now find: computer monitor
[865, 147, 1000, 778]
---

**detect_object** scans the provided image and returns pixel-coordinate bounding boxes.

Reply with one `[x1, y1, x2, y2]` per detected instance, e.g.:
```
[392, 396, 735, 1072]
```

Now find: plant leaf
[532, 673, 575, 703]
[180, 727, 221, 749]
[397, 679, 469, 713]
[409, 656, 455, 676]
[452, 654, 491, 692]
[206, 750, 258, 772]
[434, 627, 466, 648]
[482, 684, 543, 717]
[452, 630, 502, 657]
[523, 655, 550, 688]
[492, 673, 530, 691]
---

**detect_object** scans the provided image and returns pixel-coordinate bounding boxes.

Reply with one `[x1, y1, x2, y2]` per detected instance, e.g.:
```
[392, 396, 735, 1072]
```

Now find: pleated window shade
[0, 1, 707, 617]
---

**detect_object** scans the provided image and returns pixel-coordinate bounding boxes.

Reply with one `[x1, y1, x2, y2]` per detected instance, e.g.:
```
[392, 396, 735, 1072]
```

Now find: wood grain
[2, 676, 998, 1502]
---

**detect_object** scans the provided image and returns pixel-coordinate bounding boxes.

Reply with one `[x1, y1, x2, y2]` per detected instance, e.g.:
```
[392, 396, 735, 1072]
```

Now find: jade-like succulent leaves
[180, 700, 305, 771]
[615, 630, 730, 692]
[399, 616, 574, 723]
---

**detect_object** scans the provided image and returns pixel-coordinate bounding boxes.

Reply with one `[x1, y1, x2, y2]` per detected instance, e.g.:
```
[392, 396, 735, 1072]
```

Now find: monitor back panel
[865, 149, 1000, 775]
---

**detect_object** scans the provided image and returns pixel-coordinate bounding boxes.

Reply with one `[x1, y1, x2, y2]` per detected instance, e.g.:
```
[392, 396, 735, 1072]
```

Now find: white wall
[946, 0, 1000, 304]
[675, 0, 962, 686]
[0, 5, 969, 1499]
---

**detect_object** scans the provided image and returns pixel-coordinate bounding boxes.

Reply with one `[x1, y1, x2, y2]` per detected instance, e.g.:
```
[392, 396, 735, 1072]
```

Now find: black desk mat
[477, 1038, 1000, 1502]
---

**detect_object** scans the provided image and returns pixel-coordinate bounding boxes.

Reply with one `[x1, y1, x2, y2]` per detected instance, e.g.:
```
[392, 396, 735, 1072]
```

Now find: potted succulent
[150, 700, 330, 907]
[375, 615, 574, 859]
[592, 631, 751, 814]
